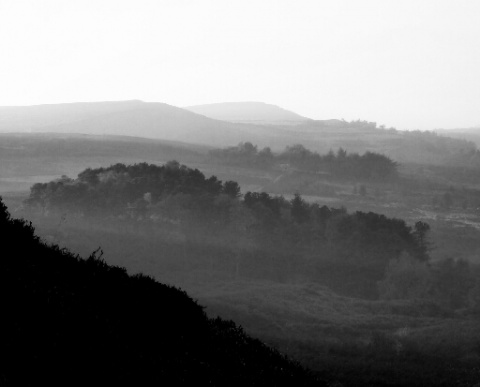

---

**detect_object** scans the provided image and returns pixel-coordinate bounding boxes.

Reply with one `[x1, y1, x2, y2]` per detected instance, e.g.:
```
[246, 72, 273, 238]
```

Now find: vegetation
[209, 143, 398, 180]
[8, 157, 480, 386]
[204, 280, 480, 387]
[0, 197, 319, 386]
[4, 111, 480, 386]
[26, 162, 429, 298]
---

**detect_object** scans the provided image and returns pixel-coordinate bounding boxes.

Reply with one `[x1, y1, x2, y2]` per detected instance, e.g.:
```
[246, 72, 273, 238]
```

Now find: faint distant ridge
[185, 101, 312, 125]
[0, 100, 146, 130]
[0, 100, 284, 147]
[435, 126, 480, 148]
[1, 101, 478, 166]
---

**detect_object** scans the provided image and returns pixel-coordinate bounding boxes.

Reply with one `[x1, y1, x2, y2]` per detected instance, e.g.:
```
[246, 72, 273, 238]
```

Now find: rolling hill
[185, 101, 311, 125]
[435, 127, 480, 147]
[1, 101, 479, 167]
[0, 100, 282, 147]
[0, 132, 211, 193]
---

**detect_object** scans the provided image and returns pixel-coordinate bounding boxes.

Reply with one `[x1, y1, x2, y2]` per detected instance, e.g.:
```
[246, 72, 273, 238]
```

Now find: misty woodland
[3, 0, 480, 385]
[0, 98, 479, 386]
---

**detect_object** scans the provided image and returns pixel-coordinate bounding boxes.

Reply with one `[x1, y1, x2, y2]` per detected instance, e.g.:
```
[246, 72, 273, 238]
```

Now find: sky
[0, 0, 479, 130]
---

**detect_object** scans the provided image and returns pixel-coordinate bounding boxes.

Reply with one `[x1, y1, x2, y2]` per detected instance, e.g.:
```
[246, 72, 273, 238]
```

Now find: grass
[192, 278, 480, 386]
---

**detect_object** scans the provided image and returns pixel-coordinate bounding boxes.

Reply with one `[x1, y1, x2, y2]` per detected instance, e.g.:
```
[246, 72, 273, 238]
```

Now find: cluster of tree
[393, 130, 480, 167]
[26, 162, 428, 298]
[0, 197, 319, 386]
[430, 185, 480, 211]
[208, 142, 275, 168]
[209, 143, 398, 180]
[318, 118, 382, 131]
[26, 161, 241, 215]
[379, 253, 480, 312]
[280, 145, 398, 180]
[345, 119, 378, 131]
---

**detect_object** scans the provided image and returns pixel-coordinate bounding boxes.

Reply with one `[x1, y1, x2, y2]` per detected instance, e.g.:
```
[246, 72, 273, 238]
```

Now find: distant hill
[0, 100, 282, 147]
[435, 127, 480, 147]
[185, 102, 311, 125]
[0, 132, 210, 193]
[0, 100, 146, 130]
[0, 198, 319, 386]
[1, 101, 479, 168]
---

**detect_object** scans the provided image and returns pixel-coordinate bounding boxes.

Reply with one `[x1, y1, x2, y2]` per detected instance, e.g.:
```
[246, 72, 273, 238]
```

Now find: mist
[1, 1, 480, 386]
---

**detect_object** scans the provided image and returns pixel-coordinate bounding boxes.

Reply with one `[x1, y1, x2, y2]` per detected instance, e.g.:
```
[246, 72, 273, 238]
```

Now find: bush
[378, 253, 431, 300]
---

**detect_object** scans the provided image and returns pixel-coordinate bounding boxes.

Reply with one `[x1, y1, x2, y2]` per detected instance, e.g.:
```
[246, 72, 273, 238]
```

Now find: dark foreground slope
[0, 198, 319, 387]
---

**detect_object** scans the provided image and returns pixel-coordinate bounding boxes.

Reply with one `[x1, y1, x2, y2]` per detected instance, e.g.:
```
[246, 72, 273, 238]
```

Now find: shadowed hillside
[0, 197, 319, 386]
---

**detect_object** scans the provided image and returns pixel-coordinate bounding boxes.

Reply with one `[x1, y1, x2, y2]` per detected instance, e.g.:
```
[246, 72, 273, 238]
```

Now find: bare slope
[185, 101, 311, 124]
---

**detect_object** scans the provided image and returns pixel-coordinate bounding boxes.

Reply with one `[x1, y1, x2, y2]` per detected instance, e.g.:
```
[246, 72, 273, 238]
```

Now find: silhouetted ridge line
[0, 198, 319, 386]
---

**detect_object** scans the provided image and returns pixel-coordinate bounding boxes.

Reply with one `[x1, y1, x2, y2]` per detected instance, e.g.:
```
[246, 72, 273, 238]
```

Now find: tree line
[209, 142, 398, 180]
[25, 161, 430, 298]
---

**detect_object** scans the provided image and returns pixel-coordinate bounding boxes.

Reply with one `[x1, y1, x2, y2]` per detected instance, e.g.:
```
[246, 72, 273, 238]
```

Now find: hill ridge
[185, 101, 311, 123]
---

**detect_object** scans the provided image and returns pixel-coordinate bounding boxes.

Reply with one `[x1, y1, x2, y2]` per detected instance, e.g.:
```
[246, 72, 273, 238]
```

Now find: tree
[223, 181, 241, 198]
[239, 142, 257, 155]
[257, 147, 274, 166]
[378, 252, 431, 300]
[413, 221, 431, 261]
[431, 258, 475, 309]
[290, 193, 310, 223]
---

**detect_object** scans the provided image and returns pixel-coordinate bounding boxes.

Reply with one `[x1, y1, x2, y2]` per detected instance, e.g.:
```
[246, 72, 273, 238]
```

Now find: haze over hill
[1, 100, 479, 167]
[0, 100, 260, 145]
[185, 102, 311, 125]
[435, 127, 480, 147]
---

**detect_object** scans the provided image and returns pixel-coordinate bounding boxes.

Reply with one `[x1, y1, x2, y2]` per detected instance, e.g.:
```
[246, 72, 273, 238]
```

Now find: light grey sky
[0, 0, 479, 129]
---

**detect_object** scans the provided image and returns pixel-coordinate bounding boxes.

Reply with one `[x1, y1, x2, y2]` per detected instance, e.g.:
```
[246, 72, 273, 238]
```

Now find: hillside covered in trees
[26, 162, 437, 298]
[14, 162, 480, 386]
[0, 197, 319, 386]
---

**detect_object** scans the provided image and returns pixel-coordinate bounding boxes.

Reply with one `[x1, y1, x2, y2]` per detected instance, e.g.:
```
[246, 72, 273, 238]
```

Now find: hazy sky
[0, 0, 479, 129]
